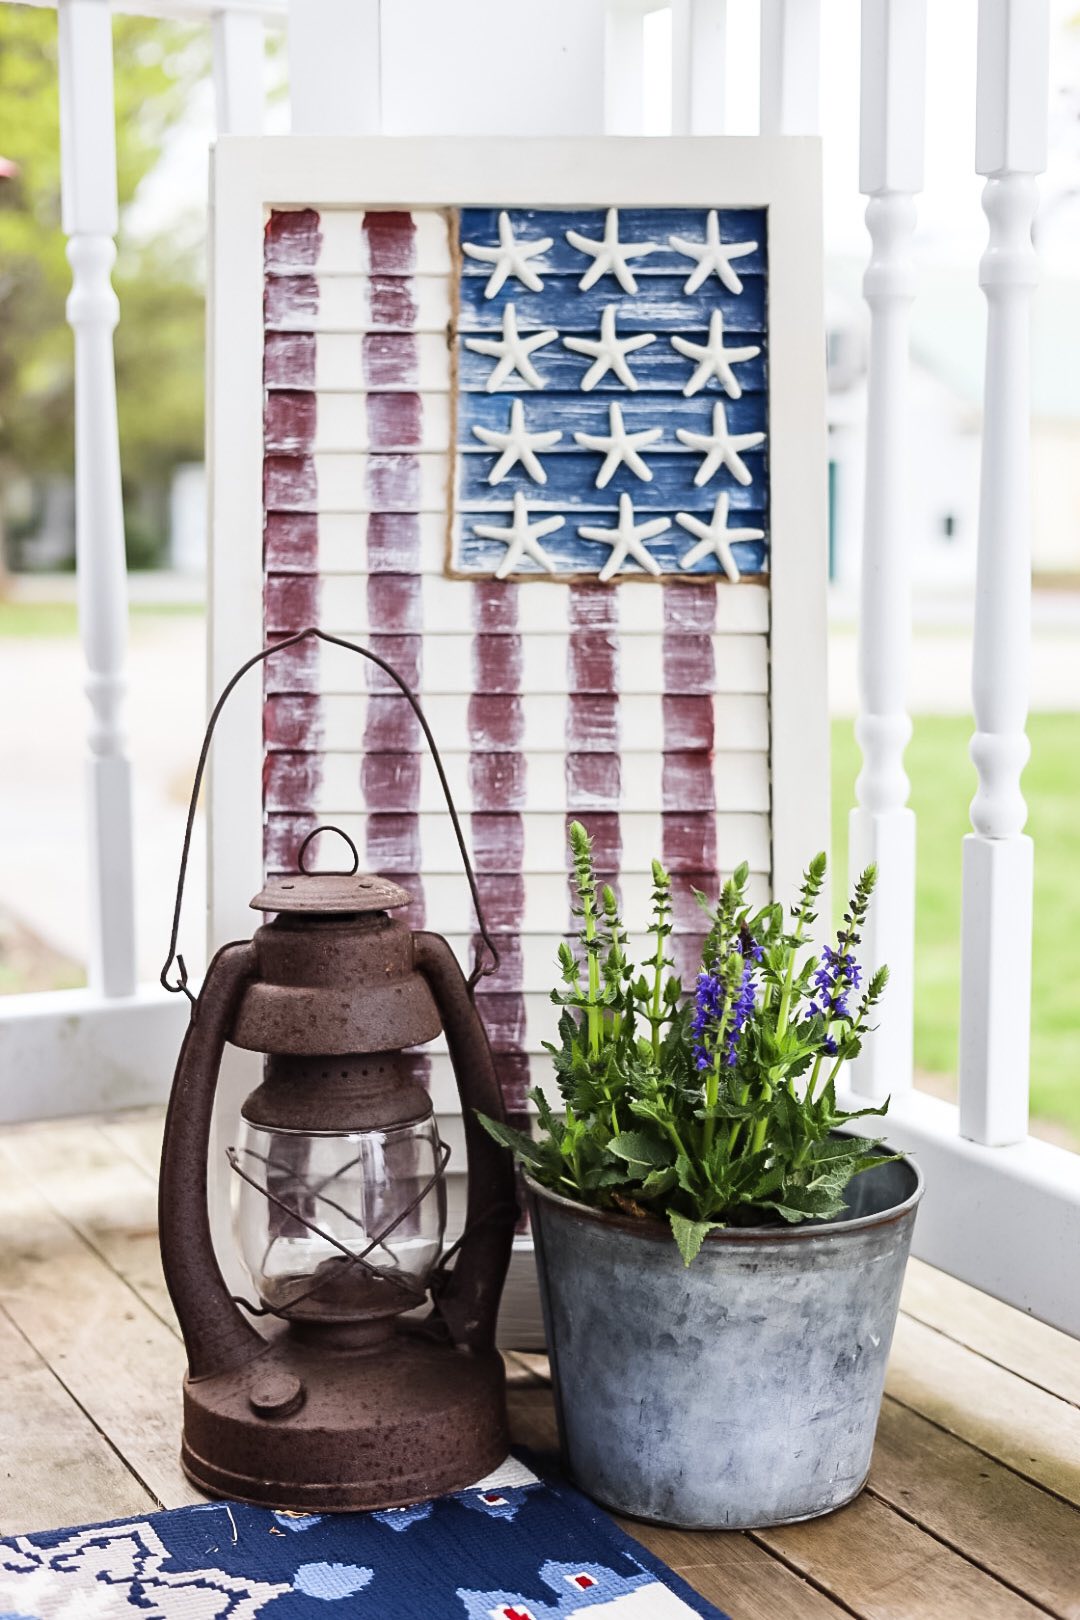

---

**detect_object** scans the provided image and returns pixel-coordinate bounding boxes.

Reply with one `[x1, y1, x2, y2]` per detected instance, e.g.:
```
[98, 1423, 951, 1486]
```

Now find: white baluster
[759, 0, 820, 136]
[959, 0, 1048, 1147]
[58, 0, 136, 999]
[212, 9, 265, 135]
[849, 0, 926, 1102]
[671, 0, 727, 137]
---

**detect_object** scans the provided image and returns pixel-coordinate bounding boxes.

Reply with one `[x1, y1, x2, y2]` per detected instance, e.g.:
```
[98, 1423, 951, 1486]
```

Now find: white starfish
[472, 398, 562, 485]
[676, 401, 765, 487]
[578, 493, 670, 583]
[671, 310, 760, 399]
[676, 493, 764, 581]
[473, 491, 564, 578]
[461, 210, 553, 298]
[564, 206, 658, 293]
[465, 303, 559, 392]
[669, 210, 758, 295]
[573, 401, 663, 488]
[563, 305, 656, 392]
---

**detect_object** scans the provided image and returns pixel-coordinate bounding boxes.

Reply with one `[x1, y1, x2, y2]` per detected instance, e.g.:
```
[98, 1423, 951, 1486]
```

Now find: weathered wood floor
[0, 1111, 1077, 1619]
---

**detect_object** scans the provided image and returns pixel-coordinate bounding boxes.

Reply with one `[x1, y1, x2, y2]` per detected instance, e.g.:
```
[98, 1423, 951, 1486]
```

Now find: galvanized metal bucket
[528, 1151, 923, 1529]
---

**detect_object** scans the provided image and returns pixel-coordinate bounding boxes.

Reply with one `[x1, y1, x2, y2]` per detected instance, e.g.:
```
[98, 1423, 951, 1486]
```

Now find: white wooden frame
[207, 134, 829, 1341]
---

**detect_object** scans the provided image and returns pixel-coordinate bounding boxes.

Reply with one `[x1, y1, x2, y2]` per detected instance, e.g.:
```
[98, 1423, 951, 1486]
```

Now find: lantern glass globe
[234, 1118, 447, 1323]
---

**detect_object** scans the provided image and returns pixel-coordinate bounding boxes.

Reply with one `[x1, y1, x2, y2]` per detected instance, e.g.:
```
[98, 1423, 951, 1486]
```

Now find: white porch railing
[2, 0, 1078, 1337]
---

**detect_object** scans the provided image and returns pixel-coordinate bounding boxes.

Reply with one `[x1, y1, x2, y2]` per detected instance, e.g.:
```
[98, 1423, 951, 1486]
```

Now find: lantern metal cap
[251, 826, 411, 916]
[251, 873, 412, 916]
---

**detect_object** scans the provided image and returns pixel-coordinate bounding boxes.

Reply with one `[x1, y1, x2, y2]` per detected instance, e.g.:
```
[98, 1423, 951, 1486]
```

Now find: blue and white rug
[0, 1455, 728, 1618]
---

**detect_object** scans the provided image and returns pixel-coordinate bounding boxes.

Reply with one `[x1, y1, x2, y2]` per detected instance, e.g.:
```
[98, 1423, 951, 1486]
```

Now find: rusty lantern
[157, 631, 517, 1512]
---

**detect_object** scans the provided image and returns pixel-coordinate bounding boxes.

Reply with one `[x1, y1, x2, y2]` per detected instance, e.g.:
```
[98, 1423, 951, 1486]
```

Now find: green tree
[0, 7, 210, 567]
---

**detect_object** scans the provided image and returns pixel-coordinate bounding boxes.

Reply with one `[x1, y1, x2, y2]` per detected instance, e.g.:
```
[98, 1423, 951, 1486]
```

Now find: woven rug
[0, 1454, 728, 1619]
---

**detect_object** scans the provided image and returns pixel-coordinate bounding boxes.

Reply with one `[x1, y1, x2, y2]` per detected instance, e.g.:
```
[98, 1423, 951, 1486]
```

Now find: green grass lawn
[831, 715, 1080, 1142]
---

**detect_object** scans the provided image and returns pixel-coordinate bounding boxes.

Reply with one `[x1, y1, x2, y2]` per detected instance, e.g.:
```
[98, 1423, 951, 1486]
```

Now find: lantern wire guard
[160, 625, 501, 1006]
[161, 626, 511, 1330]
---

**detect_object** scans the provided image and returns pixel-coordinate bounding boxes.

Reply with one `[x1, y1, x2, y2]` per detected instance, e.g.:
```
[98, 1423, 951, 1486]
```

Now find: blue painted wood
[458, 391, 768, 444]
[452, 204, 770, 579]
[454, 523, 768, 578]
[457, 341, 768, 396]
[459, 208, 768, 279]
[458, 275, 765, 334]
[456, 451, 768, 510]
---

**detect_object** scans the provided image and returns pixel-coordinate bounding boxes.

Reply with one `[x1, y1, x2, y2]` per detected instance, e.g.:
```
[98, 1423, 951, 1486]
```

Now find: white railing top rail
[12, 0, 286, 20]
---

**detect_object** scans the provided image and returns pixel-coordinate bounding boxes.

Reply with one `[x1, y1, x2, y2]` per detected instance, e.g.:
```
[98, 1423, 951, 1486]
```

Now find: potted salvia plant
[481, 823, 922, 1530]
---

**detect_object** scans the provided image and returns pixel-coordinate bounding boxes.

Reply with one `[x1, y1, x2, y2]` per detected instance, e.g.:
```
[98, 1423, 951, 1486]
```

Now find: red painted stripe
[265, 391, 317, 454]
[265, 573, 319, 633]
[662, 584, 719, 984]
[469, 581, 530, 1122]
[365, 392, 423, 450]
[363, 211, 417, 275]
[265, 208, 322, 270]
[361, 211, 426, 954]
[264, 332, 316, 390]
[264, 513, 319, 573]
[567, 584, 621, 902]
[264, 455, 317, 511]
[264, 274, 319, 328]
[264, 693, 323, 752]
[263, 220, 321, 877]
[363, 333, 419, 390]
[368, 276, 419, 329]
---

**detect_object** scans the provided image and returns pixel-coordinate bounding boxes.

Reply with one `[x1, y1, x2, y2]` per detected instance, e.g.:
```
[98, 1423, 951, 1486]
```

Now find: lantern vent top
[251, 825, 412, 916]
[251, 872, 412, 916]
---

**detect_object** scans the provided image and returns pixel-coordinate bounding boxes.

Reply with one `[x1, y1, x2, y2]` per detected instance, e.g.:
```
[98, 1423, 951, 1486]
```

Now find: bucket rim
[524, 1146, 924, 1246]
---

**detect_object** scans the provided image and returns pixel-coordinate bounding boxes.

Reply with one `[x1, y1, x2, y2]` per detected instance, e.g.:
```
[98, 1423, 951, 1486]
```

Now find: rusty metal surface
[231, 914, 443, 1056]
[242, 1052, 435, 1132]
[251, 873, 412, 916]
[180, 1331, 509, 1512]
[159, 881, 516, 1511]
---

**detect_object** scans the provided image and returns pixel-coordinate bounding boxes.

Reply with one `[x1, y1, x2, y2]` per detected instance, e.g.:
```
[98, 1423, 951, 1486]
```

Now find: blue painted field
[452, 205, 771, 579]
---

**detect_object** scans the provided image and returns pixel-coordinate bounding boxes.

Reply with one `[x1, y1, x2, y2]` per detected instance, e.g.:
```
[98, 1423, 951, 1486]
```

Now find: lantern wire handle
[160, 627, 501, 1006]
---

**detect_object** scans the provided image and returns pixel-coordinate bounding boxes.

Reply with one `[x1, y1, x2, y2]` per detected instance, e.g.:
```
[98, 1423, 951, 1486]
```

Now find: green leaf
[608, 1130, 670, 1169]
[476, 1113, 543, 1166]
[669, 1209, 721, 1266]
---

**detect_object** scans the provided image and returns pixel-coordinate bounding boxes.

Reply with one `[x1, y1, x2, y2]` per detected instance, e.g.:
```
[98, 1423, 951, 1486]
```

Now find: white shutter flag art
[258, 194, 781, 1136]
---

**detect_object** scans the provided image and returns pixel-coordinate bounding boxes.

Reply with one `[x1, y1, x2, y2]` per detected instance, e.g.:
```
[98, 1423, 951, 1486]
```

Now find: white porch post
[288, 0, 382, 134]
[848, 0, 926, 1102]
[958, 0, 1048, 1146]
[212, 8, 266, 135]
[759, 0, 820, 137]
[57, 0, 136, 999]
[670, 0, 727, 137]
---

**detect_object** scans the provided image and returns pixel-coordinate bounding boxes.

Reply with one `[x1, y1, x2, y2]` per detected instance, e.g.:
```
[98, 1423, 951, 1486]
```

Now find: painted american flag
[261, 202, 772, 1150]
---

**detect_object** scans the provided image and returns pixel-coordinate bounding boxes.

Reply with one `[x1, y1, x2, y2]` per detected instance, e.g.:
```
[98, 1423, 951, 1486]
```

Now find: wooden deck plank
[0, 1307, 155, 1535]
[886, 1313, 1080, 1507]
[98, 1111, 165, 1182]
[12, 1121, 177, 1334]
[902, 1256, 1080, 1409]
[870, 1399, 1080, 1620]
[761, 1491, 1049, 1619]
[0, 1138, 200, 1512]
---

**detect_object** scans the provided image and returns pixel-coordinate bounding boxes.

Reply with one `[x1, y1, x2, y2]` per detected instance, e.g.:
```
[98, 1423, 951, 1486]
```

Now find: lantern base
[179, 1326, 509, 1511]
